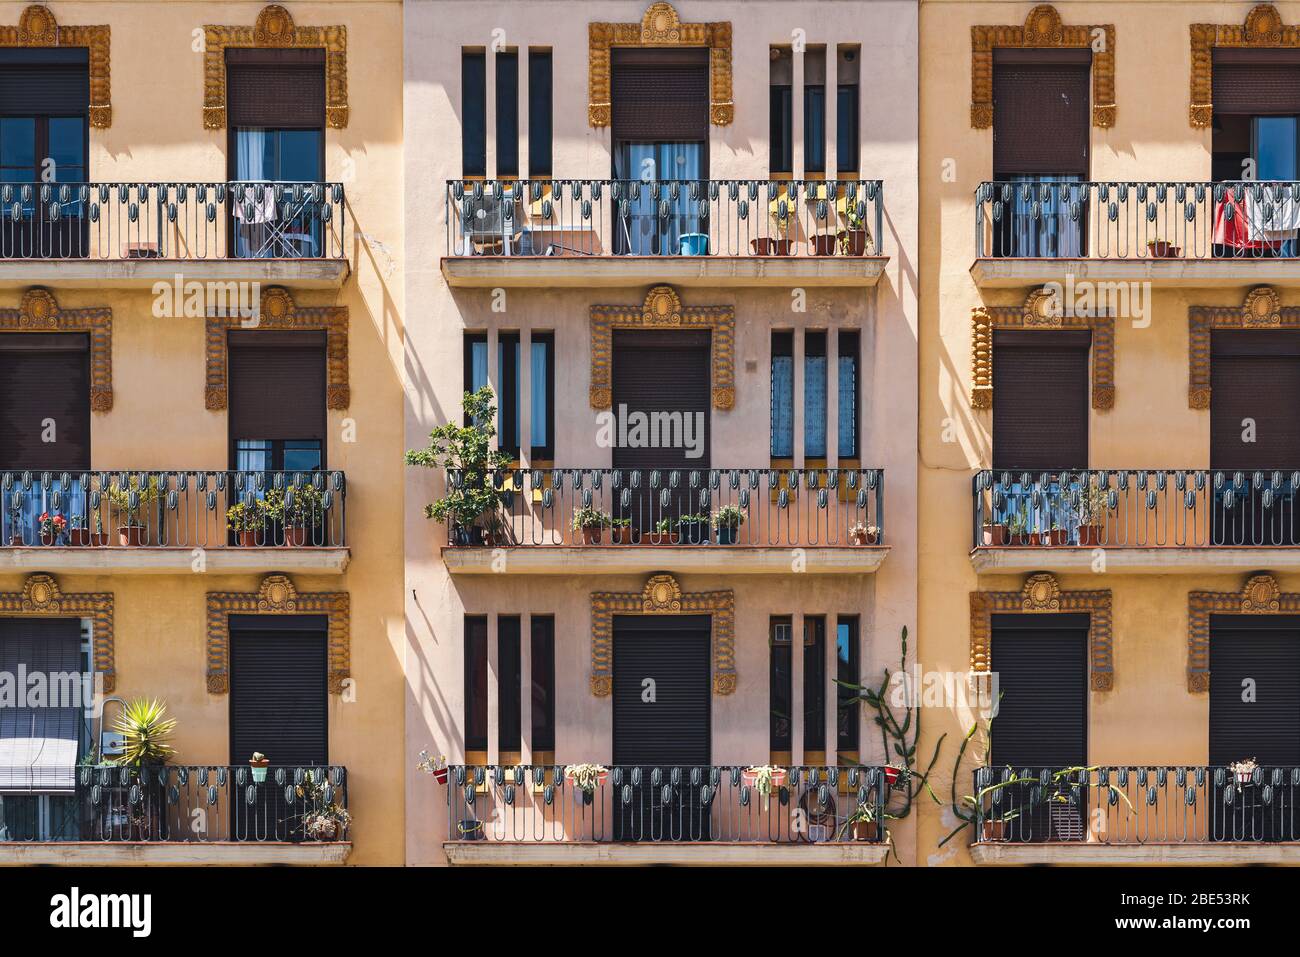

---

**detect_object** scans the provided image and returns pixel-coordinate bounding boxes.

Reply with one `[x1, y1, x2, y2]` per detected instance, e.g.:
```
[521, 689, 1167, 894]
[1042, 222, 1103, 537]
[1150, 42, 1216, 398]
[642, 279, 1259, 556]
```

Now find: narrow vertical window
[528, 49, 553, 177]
[495, 49, 519, 178]
[836, 616, 860, 754]
[769, 46, 793, 174]
[838, 330, 860, 459]
[805, 331, 828, 459]
[771, 331, 794, 458]
[531, 616, 556, 752]
[462, 332, 489, 431]
[804, 47, 826, 174]
[769, 616, 793, 754]
[530, 332, 554, 459]
[464, 616, 488, 754]
[461, 49, 487, 177]
[498, 615, 521, 756]
[836, 46, 860, 173]
[804, 616, 826, 754]
[497, 333, 520, 458]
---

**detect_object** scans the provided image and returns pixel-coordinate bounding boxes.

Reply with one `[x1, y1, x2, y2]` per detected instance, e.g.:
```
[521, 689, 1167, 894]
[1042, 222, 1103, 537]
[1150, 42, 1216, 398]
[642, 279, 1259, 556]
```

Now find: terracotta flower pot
[982, 819, 1006, 841]
[68, 529, 91, 546]
[1147, 240, 1180, 258]
[982, 524, 1009, 546]
[750, 237, 794, 256]
[40, 532, 57, 546]
[839, 229, 870, 256]
[118, 525, 146, 547]
[1047, 529, 1070, 546]
[238, 529, 259, 548]
[851, 820, 879, 841]
[1077, 524, 1102, 546]
[579, 525, 603, 545]
[741, 769, 788, 790]
[89, 533, 109, 547]
[850, 530, 879, 546]
[1009, 532, 1032, 547]
[810, 234, 838, 256]
[609, 526, 630, 545]
[283, 525, 309, 547]
[656, 532, 680, 546]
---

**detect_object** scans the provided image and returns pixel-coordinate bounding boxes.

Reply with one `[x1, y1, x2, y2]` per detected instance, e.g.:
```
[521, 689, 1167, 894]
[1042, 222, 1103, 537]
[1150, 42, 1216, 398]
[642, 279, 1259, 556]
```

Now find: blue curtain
[838, 354, 857, 458]
[614, 142, 704, 254]
[770, 356, 794, 457]
[1007, 174, 1083, 257]
[530, 339, 549, 450]
[805, 354, 827, 458]
[4, 478, 86, 544]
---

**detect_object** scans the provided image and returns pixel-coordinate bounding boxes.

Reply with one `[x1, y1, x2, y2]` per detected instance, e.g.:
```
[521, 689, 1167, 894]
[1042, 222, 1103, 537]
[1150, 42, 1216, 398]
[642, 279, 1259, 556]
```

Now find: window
[836, 46, 860, 174]
[769, 47, 793, 173]
[495, 50, 519, 178]
[769, 617, 793, 753]
[464, 616, 488, 754]
[530, 333, 555, 459]
[804, 616, 826, 753]
[804, 331, 828, 459]
[991, 331, 1090, 472]
[462, 49, 487, 177]
[770, 332, 794, 458]
[528, 50, 553, 177]
[531, 616, 556, 752]
[803, 47, 827, 174]
[463, 332, 553, 460]
[227, 331, 326, 471]
[838, 330, 860, 458]
[836, 617, 860, 753]
[989, 614, 1087, 769]
[498, 615, 521, 756]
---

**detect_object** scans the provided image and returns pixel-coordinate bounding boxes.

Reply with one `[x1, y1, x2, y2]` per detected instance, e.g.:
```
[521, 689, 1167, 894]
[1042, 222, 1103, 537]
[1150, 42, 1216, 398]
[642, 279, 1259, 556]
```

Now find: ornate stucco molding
[203, 4, 348, 129]
[0, 574, 115, 692]
[0, 5, 111, 127]
[588, 2, 732, 127]
[1187, 286, 1299, 410]
[206, 574, 349, 694]
[1190, 4, 1300, 127]
[0, 289, 112, 411]
[1187, 573, 1298, 692]
[970, 573, 1114, 691]
[971, 287, 1114, 410]
[205, 286, 348, 411]
[590, 573, 735, 697]
[971, 4, 1115, 129]
[590, 285, 734, 410]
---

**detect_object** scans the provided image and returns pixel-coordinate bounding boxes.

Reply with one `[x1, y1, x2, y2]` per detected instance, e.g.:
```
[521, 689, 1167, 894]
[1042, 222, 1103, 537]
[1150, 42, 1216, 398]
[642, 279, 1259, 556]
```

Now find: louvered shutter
[989, 614, 1088, 769]
[612, 615, 711, 766]
[1210, 616, 1300, 766]
[0, 48, 89, 115]
[228, 615, 328, 766]
[1212, 48, 1300, 115]
[1211, 331, 1300, 470]
[0, 618, 83, 792]
[611, 47, 709, 141]
[992, 331, 1090, 471]
[227, 331, 327, 444]
[225, 48, 325, 128]
[993, 50, 1091, 176]
[0, 334, 90, 470]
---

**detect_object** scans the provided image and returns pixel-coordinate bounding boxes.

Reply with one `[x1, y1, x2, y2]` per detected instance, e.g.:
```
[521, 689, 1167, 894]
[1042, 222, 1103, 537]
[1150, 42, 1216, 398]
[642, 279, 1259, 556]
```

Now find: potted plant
[982, 520, 1008, 546]
[226, 499, 267, 548]
[417, 750, 449, 785]
[296, 770, 351, 840]
[677, 513, 710, 545]
[652, 516, 680, 545]
[753, 199, 796, 256]
[571, 506, 611, 545]
[811, 232, 839, 256]
[1229, 757, 1258, 787]
[249, 751, 270, 783]
[848, 522, 880, 546]
[105, 475, 160, 547]
[712, 505, 745, 545]
[406, 386, 514, 547]
[1076, 481, 1109, 546]
[38, 511, 65, 546]
[609, 517, 632, 545]
[67, 514, 90, 547]
[112, 698, 176, 771]
[1147, 237, 1180, 258]
[1046, 520, 1069, 547]
[458, 819, 485, 840]
[742, 765, 788, 808]
[565, 763, 608, 804]
[882, 765, 906, 787]
[838, 202, 873, 256]
[265, 483, 325, 547]
[839, 802, 878, 841]
[1007, 508, 1031, 547]
[89, 511, 109, 548]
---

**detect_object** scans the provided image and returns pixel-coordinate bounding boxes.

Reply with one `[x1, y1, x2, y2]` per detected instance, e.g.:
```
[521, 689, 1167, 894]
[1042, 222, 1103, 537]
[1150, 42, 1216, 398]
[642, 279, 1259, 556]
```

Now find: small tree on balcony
[405, 385, 514, 543]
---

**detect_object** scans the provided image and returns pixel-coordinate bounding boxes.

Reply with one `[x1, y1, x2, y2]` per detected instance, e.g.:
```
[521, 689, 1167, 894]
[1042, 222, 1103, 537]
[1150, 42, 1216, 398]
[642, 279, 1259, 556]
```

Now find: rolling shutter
[0, 48, 89, 115]
[612, 615, 711, 767]
[611, 47, 709, 141]
[993, 50, 1090, 176]
[1210, 331, 1300, 470]
[989, 613, 1088, 768]
[228, 615, 328, 766]
[227, 331, 326, 444]
[611, 329, 711, 471]
[0, 618, 82, 792]
[225, 48, 325, 128]
[1212, 48, 1300, 115]
[0, 334, 90, 471]
[1209, 616, 1300, 767]
[992, 331, 1090, 471]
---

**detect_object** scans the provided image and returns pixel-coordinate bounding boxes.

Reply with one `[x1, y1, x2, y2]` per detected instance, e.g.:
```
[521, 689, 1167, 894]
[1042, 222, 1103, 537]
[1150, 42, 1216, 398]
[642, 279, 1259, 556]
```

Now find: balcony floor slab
[970, 546, 1300, 575]
[442, 256, 888, 288]
[0, 258, 349, 290]
[444, 545, 887, 575]
[971, 842, 1300, 865]
[0, 547, 349, 575]
[0, 841, 351, 865]
[971, 257, 1300, 290]
[444, 840, 887, 866]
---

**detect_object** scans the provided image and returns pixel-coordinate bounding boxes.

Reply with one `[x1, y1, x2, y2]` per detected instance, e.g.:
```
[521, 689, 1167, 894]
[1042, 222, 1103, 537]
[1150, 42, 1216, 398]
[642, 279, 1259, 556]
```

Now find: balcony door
[610, 47, 708, 255]
[0, 48, 89, 258]
[612, 614, 711, 840]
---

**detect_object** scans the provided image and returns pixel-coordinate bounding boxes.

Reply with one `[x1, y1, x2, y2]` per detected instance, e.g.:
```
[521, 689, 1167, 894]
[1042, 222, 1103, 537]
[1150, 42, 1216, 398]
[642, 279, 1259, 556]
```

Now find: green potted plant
[406, 386, 514, 546]
[677, 513, 710, 545]
[712, 505, 746, 544]
[264, 483, 324, 547]
[105, 475, 160, 546]
[249, 751, 270, 783]
[1007, 506, 1031, 547]
[38, 511, 65, 546]
[652, 516, 679, 545]
[112, 697, 176, 769]
[571, 506, 611, 545]
[67, 513, 90, 547]
[226, 499, 268, 547]
[839, 801, 878, 841]
[609, 516, 632, 545]
[296, 769, 351, 840]
[1046, 518, 1069, 547]
[838, 202, 873, 256]
[1078, 481, 1109, 546]
[89, 510, 109, 547]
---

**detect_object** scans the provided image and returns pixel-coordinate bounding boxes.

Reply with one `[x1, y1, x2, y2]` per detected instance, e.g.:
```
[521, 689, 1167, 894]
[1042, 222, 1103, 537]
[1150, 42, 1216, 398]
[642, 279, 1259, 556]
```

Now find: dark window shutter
[611, 47, 709, 141]
[0, 48, 89, 115]
[226, 48, 325, 129]
[1210, 616, 1300, 766]
[989, 614, 1089, 768]
[228, 615, 328, 766]
[993, 51, 1090, 176]
[530, 616, 556, 751]
[1212, 48, 1300, 115]
[227, 331, 326, 443]
[612, 615, 711, 766]
[464, 616, 487, 753]
[0, 334, 90, 470]
[611, 329, 711, 471]
[992, 331, 1090, 471]
[498, 616, 521, 754]
[1210, 332, 1300, 469]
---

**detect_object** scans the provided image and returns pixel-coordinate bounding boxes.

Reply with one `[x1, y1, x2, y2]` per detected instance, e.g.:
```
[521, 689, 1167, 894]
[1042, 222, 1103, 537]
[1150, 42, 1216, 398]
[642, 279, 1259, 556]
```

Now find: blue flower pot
[679, 233, 709, 256]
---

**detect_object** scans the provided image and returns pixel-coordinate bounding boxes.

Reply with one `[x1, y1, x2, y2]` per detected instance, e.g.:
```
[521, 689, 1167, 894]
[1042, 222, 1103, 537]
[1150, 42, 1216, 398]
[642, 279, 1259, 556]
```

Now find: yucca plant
[112, 697, 176, 768]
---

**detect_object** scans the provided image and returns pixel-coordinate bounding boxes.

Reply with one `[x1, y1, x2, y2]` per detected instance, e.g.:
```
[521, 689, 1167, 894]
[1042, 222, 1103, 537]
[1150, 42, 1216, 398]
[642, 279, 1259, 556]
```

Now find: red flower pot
[741, 769, 788, 790]
[433, 766, 449, 785]
[883, 766, 902, 786]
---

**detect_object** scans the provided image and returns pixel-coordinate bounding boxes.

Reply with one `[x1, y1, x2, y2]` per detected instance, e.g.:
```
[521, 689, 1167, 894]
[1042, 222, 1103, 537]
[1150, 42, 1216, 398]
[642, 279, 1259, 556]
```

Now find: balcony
[441, 179, 887, 288]
[971, 469, 1300, 574]
[440, 468, 886, 575]
[969, 765, 1300, 865]
[972, 180, 1300, 289]
[0, 470, 348, 574]
[442, 764, 889, 866]
[0, 181, 348, 289]
[0, 764, 350, 865]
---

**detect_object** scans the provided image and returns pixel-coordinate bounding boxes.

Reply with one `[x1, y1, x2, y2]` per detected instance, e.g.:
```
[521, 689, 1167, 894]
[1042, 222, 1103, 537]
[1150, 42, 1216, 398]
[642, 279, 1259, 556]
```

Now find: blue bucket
[679, 233, 709, 256]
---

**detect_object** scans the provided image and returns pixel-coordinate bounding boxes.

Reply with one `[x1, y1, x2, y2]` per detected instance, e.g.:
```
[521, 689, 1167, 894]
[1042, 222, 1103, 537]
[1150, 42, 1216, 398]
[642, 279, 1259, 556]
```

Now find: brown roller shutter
[611, 329, 711, 471]
[0, 48, 89, 115]
[0, 334, 89, 471]
[227, 331, 326, 444]
[993, 50, 1090, 176]
[1210, 331, 1300, 470]
[1212, 48, 1300, 115]
[992, 331, 1090, 471]
[226, 48, 325, 128]
[611, 47, 709, 141]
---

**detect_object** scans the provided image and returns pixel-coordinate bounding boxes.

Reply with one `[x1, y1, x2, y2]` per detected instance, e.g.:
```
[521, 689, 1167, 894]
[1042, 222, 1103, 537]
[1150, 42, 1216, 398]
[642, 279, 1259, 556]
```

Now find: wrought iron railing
[975, 180, 1300, 259]
[0, 765, 349, 843]
[446, 179, 884, 258]
[443, 467, 884, 547]
[0, 181, 345, 259]
[1, 470, 346, 548]
[972, 765, 1300, 844]
[445, 765, 889, 844]
[973, 469, 1300, 548]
